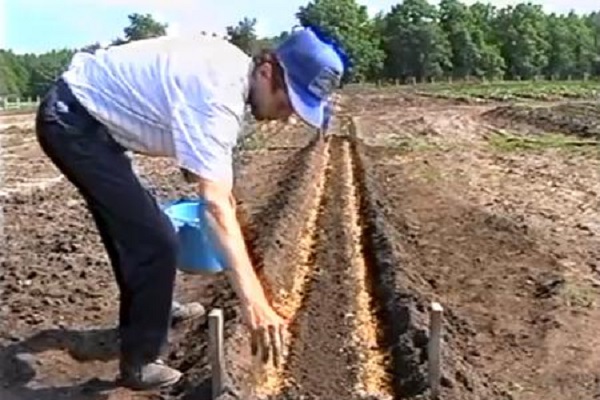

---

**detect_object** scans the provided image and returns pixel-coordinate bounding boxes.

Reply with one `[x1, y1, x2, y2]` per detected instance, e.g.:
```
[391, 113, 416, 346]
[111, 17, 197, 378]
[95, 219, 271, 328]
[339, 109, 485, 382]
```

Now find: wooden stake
[209, 308, 224, 400]
[428, 302, 443, 399]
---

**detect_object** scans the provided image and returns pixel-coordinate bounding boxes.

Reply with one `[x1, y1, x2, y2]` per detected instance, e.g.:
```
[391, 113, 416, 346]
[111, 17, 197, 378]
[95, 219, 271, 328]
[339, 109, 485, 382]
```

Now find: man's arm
[195, 177, 265, 307]
[169, 89, 285, 366]
[186, 171, 285, 366]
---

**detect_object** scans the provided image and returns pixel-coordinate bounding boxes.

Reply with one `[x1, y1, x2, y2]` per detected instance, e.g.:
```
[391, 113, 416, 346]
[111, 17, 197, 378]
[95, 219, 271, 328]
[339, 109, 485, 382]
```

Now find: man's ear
[258, 62, 273, 80]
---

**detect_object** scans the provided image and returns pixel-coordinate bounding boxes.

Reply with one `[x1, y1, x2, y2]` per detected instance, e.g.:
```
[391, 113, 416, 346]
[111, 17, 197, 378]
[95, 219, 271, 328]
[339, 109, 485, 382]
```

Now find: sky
[0, 0, 598, 54]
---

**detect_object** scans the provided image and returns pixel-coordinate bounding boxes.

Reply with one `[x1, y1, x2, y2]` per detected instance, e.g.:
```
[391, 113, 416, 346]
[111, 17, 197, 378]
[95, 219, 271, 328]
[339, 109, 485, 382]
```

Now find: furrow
[342, 139, 392, 397]
[256, 136, 393, 399]
[253, 139, 331, 396]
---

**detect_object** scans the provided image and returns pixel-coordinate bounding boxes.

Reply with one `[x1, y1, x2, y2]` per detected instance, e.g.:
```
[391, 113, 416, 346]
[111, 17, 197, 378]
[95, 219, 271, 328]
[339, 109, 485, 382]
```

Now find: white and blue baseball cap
[275, 27, 347, 129]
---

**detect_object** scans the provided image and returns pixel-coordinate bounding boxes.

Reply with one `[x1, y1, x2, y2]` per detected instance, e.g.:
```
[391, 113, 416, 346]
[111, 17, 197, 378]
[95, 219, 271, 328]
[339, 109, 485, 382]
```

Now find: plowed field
[2, 87, 600, 400]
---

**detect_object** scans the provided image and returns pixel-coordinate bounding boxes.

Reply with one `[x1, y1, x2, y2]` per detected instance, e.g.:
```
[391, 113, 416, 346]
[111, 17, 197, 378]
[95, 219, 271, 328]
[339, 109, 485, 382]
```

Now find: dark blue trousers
[35, 78, 178, 364]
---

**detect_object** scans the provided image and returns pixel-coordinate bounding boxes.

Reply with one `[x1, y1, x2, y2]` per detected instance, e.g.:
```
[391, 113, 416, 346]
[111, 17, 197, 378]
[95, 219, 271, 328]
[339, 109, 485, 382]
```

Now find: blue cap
[275, 27, 345, 128]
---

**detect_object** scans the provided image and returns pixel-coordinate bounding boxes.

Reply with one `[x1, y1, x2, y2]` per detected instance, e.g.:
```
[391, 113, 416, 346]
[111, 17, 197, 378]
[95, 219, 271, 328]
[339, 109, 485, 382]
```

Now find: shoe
[117, 358, 182, 390]
[171, 301, 206, 323]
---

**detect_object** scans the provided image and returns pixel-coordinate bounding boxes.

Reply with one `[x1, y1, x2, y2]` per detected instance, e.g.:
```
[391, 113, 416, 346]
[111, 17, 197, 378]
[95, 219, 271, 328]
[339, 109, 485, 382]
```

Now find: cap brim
[284, 76, 324, 129]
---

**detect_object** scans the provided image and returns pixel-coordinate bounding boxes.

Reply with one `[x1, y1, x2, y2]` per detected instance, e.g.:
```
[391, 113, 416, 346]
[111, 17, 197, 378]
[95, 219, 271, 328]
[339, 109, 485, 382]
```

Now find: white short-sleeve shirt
[61, 35, 252, 189]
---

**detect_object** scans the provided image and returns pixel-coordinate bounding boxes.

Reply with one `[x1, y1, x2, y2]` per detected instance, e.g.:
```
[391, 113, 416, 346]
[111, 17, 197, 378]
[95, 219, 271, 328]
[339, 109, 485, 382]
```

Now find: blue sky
[1, 0, 598, 54]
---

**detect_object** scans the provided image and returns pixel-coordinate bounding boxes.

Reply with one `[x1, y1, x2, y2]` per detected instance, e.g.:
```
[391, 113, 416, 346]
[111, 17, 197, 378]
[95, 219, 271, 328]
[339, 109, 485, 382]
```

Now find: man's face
[249, 62, 294, 122]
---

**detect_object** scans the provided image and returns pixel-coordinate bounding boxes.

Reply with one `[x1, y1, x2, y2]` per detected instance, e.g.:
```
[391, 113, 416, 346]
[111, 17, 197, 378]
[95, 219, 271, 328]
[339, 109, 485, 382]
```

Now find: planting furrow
[254, 136, 392, 399]
[281, 137, 358, 399]
[166, 137, 329, 400]
[253, 139, 331, 395]
[341, 139, 391, 397]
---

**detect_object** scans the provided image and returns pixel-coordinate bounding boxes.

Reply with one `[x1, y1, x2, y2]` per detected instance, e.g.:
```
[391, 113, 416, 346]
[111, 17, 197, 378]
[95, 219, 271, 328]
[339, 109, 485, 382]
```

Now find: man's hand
[192, 174, 287, 367]
[245, 299, 287, 368]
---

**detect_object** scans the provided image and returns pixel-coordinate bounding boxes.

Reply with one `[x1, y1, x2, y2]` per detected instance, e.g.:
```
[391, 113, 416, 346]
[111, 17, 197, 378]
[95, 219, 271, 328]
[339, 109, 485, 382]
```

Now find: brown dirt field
[0, 121, 320, 399]
[1, 127, 63, 196]
[0, 113, 36, 130]
[350, 89, 600, 400]
[2, 87, 600, 400]
[0, 109, 37, 117]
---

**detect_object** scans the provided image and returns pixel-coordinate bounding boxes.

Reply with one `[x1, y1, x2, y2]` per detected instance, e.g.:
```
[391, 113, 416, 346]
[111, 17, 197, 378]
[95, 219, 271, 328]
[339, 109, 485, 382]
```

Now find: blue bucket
[161, 198, 226, 275]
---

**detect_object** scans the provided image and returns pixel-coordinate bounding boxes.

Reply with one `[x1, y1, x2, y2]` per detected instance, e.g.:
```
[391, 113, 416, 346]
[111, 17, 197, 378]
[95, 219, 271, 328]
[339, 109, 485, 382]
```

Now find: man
[34, 27, 345, 390]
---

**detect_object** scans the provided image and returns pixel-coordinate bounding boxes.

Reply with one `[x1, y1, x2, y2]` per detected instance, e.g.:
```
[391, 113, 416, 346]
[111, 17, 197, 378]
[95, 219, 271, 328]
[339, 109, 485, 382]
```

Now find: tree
[226, 17, 259, 55]
[439, 0, 479, 77]
[257, 31, 291, 50]
[80, 42, 103, 54]
[112, 13, 168, 45]
[493, 3, 550, 79]
[297, 0, 385, 82]
[382, 0, 451, 82]
[564, 12, 596, 78]
[587, 12, 600, 75]
[468, 2, 505, 78]
[26, 49, 75, 97]
[0, 51, 29, 95]
[0, 51, 21, 96]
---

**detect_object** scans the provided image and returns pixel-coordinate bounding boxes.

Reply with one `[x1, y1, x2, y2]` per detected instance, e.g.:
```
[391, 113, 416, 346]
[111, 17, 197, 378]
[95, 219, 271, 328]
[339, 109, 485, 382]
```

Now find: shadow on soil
[0, 325, 221, 400]
[0, 327, 121, 400]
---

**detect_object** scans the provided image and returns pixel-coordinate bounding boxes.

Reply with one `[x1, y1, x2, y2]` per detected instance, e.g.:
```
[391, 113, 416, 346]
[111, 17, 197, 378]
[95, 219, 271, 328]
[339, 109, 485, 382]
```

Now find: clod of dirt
[534, 274, 566, 299]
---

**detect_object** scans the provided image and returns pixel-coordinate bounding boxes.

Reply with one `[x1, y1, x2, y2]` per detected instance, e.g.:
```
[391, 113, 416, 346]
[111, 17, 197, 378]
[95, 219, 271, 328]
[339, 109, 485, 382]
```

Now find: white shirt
[61, 35, 253, 189]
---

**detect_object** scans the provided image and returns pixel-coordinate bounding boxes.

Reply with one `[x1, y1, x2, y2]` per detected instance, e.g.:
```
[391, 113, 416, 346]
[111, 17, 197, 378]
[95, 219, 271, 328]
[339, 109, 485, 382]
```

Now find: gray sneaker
[171, 301, 206, 323]
[117, 359, 182, 390]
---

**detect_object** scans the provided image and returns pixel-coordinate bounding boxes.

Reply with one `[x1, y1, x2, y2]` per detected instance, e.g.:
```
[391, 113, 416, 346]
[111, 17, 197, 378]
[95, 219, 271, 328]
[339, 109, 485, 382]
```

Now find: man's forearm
[204, 200, 266, 305]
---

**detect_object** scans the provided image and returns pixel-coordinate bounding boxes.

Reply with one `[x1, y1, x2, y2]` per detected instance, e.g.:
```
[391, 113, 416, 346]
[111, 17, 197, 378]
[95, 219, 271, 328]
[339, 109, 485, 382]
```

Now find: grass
[386, 136, 447, 183]
[487, 130, 600, 154]
[417, 164, 443, 183]
[561, 280, 596, 308]
[415, 80, 600, 101]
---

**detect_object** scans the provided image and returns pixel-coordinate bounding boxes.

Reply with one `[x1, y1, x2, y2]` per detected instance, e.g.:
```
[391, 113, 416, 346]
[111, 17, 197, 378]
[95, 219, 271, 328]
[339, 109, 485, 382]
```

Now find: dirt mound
[356, 126, 600, 400]
[484, 102, 600, 138]
[354, 143, 505, 400]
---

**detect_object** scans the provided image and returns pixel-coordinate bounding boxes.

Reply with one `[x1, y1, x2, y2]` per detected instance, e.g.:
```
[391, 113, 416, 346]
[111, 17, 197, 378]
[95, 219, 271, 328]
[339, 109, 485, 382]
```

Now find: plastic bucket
[161, 198, 225, 275]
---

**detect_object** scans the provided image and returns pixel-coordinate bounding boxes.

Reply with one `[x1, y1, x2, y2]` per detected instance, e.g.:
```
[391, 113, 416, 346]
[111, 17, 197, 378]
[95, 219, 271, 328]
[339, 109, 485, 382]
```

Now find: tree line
[2, 0, 600, 98]
[293, 0, 600, 83]
[0, 13, 170, 98]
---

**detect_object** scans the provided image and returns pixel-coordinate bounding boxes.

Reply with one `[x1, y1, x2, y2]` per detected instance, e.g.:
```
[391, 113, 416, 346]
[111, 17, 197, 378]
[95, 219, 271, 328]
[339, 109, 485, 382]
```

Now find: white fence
[0, 97, 40, 112]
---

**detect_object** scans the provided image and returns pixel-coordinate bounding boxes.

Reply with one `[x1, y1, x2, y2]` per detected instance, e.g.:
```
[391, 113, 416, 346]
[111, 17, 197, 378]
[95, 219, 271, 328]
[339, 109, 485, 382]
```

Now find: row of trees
[294, 0, 600, 82]
[2, 0, 600, 98]
[0, 13, 170, 98]
[223, 0, 600, 83]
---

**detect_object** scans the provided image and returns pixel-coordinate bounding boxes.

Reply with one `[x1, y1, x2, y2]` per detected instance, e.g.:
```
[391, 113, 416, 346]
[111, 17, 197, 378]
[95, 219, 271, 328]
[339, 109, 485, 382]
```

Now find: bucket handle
[161, 197, 209, 229]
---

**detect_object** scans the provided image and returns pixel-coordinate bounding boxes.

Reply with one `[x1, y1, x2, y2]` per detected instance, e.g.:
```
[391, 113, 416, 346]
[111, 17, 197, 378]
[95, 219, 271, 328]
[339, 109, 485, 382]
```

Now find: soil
[484, 101, 600, 138]
[257, 137, 392, 400]
[2, 88, 600, 400]
[0, 113, 37, 130]
[350, 89, 600, 400]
